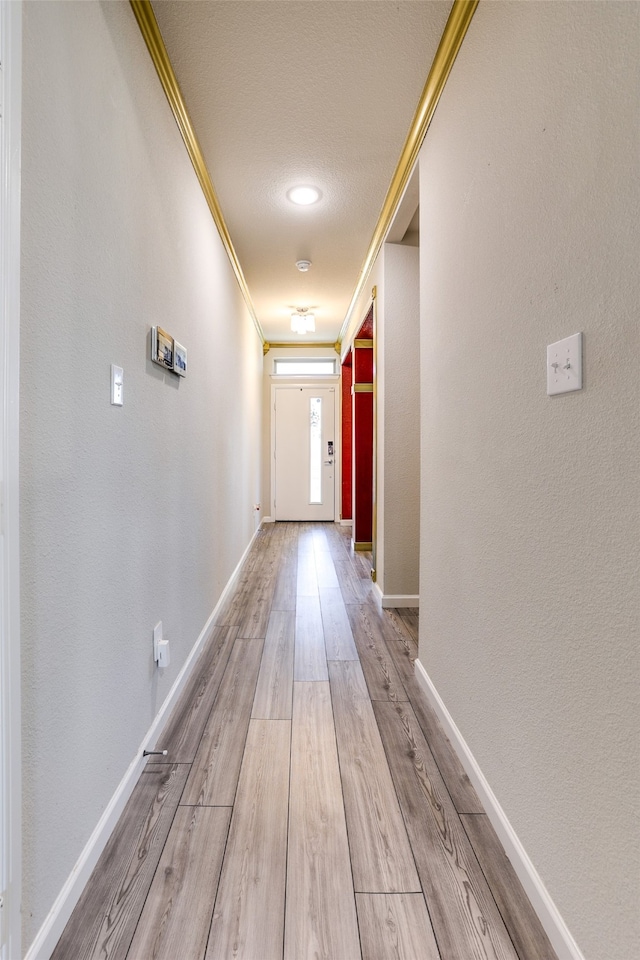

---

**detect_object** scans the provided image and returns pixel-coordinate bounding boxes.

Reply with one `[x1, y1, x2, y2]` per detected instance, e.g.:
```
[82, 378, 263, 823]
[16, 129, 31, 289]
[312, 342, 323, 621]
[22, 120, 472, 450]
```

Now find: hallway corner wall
[417, 3, 639, 958]
[378, 242, 419, 599]
[350, 243, 420, 600]
[20, 2, 263, 950]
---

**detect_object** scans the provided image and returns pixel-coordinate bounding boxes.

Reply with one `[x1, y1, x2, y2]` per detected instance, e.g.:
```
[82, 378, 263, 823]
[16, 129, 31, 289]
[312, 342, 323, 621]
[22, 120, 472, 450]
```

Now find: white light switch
[111, 365, 124, 405]
[547, 333, 582, 396]
[157, 640, 170, 669]
[153, 622, 170, 668]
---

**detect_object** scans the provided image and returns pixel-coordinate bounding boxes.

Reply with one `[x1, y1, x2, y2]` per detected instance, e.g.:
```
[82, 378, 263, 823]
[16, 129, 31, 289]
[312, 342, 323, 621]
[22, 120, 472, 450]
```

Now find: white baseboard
[24, 523, 263, 960]
[413, 658, 585, 960]
[339, 519, 352, 526]
[24, 748, 147, 960]
[262, 515, 274, 523]
[373, 584, 419, 608]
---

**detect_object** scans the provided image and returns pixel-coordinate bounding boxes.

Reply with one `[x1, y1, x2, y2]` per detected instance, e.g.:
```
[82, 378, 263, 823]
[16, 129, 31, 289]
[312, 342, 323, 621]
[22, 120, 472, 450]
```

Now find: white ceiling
[152, 1, 452, 343]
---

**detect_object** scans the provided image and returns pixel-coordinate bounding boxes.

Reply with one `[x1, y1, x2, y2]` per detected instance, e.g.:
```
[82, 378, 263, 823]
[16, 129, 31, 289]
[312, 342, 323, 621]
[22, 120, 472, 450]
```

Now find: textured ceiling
[152, 1, 452, 343]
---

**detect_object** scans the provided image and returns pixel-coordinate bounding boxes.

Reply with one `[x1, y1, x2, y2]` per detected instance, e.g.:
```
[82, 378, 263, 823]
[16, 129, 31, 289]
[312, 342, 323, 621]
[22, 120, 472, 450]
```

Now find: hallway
[52, 522, 556, 960]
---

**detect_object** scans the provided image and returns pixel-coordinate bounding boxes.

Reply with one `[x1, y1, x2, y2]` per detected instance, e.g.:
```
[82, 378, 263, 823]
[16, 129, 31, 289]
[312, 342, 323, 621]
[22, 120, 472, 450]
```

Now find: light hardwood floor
[52, 522, 558, 960]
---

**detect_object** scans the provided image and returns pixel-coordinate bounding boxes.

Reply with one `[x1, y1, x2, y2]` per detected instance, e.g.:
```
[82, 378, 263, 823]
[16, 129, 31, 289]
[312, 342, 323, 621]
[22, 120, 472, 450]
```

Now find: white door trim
[270, 379, 340, 522]
[0, 2, 22, 958]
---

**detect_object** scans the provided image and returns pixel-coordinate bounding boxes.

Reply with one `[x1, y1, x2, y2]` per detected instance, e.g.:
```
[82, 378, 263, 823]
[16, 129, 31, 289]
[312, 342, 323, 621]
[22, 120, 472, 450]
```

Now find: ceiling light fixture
[291, 308, 316, 335]
[287, 186, 321, 206]
[295, 259, 312, 272]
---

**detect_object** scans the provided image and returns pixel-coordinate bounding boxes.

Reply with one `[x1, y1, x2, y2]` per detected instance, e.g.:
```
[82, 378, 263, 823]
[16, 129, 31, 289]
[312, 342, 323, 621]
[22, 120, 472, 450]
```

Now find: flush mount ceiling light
[291, 308, 316, 335]
[295, 259, 312, 272]
[287, 186, 321, 206]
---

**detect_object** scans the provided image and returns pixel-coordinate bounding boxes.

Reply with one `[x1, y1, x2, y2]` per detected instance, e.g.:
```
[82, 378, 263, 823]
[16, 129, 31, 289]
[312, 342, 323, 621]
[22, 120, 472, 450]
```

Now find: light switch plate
[111, 364, 124, 405]
[547, 333, 582, 395]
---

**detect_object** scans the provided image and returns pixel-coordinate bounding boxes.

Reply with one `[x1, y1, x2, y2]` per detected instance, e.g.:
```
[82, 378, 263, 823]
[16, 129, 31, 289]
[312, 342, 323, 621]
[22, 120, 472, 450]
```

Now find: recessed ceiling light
[296, 260, 312, 272]
[287, 186, 321, 206]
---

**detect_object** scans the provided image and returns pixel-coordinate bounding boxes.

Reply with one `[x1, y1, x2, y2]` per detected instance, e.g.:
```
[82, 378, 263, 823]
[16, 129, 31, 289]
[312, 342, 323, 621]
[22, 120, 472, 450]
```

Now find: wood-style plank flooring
[53, 522, 558, 960]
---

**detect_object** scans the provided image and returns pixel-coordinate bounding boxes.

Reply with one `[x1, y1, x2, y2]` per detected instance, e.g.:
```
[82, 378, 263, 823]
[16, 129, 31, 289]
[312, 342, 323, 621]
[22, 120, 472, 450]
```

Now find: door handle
[324, 459, 334, 465]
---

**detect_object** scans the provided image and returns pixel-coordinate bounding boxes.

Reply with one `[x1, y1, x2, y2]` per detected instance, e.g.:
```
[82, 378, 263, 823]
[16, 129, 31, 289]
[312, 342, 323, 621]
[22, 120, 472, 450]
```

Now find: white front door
[274, 386, 336, 520]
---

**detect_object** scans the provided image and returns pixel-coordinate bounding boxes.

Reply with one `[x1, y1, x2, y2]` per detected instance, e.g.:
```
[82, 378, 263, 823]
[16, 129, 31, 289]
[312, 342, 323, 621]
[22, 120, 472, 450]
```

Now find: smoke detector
[296, 260, 312, 272]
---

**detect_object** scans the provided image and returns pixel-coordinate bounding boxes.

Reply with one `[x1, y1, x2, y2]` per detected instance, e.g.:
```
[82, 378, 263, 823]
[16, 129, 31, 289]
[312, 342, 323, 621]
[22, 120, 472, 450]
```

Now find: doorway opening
[272, 385, 338, 521]
[351, 307, 374, 553]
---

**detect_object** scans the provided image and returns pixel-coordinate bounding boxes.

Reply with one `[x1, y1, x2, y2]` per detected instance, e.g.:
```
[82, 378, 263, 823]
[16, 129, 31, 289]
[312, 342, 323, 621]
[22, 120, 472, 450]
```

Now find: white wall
[378, 243, 420, 599]
[1, 3, 23, 957]
[418, 2, 639, 957]
[20, 1, 262, 949]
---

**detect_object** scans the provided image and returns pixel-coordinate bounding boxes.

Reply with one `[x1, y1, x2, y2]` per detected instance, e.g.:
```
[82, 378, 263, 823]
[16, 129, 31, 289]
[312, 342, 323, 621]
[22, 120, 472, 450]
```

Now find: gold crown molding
[354, 339, 374, 348]
[263, 342, 340, 354]
[337, 0, 479, 346]
[129, 1, 264, 344]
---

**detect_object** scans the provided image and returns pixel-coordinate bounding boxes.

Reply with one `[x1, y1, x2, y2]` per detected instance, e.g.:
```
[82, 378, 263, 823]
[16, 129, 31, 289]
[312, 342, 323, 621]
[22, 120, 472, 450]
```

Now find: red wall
[359, 311, 374, 339]
[353, 390, 373, 543]
[341, 352, 353, 520]
[352, 306, 374, 544]
[354, 345, 373, 383]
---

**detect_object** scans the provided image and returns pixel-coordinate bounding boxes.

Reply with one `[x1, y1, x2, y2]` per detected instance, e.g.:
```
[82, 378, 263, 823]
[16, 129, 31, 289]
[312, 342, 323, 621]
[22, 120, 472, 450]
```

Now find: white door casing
[273, 385, 337, 521]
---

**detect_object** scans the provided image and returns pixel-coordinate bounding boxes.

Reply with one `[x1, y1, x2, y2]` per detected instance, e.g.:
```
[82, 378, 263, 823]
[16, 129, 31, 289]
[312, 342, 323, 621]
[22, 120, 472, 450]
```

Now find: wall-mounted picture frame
[173, 340, 187, 377]
[151, 326, 174, 370]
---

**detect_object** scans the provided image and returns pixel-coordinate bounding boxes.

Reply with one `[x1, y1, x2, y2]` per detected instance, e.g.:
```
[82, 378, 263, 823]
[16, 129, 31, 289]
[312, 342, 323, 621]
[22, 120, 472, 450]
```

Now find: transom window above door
[273, 358, 336, 376]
